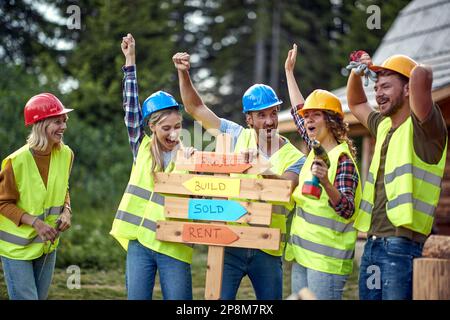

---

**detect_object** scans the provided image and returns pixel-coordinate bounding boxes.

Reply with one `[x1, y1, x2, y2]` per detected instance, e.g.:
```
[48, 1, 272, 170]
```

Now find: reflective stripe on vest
[231, 128, 304, 257]
[289, 235, 354, 260]
[387, 193, 435, 216]
[296, 207, 355, 233]
[354, 116, 447, 235]
[0, 230, 44, 246]
[286, 142, 361, 275]
[0, 205, 64, 246]
[124, 184, 165, 205]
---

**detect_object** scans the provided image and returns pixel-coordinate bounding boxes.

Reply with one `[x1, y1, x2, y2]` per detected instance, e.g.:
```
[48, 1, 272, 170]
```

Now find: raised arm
[172, 52, 221, 131]
[285, 44, 305, 107]
[346, 53, 374, 129]
[121, 33, 144, 162]
[285, 44, 311, 148]
[409, 64, 433, 121]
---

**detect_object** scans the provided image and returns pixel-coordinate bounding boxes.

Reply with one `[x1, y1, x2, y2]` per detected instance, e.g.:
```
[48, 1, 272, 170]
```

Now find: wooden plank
[164, 197, 272, 225]
[182, 223, 239, 245]
[205, 246, 224, 300]
[154, 172, 292, 202]
[175, 150, 272, 175]
[156, 221, 280, 250]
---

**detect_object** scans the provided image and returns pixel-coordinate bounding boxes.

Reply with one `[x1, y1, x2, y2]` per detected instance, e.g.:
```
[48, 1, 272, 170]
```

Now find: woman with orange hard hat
[0, 93, 74, 300]
[284, 44, 362, 300]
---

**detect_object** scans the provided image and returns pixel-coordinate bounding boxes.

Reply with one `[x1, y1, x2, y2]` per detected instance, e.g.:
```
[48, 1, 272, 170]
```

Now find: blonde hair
[324, 111, 357, 159]
[148, 107, 181, 172]
[26, 117, 64, 152]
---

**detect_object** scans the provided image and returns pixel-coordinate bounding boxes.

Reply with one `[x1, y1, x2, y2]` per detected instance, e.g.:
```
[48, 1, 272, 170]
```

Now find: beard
[379, 95, 404, 117]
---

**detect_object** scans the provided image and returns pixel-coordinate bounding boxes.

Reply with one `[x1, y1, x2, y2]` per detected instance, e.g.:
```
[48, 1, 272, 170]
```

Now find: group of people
[0, 33, 446, 301]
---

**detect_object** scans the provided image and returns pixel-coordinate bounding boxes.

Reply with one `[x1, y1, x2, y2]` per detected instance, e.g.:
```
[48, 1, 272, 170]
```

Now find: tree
[331, 0, 411, 88]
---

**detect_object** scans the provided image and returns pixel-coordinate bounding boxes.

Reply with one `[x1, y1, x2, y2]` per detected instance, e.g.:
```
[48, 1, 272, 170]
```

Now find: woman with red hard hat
[284, 44, 362, 300]
[0, 93, 74, 300]
[110, 34, 195, 300]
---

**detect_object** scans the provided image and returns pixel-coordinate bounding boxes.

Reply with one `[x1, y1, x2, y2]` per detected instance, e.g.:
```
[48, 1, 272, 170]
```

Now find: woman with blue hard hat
[0, 93, 74, 299]
[110, 34, 195, 300]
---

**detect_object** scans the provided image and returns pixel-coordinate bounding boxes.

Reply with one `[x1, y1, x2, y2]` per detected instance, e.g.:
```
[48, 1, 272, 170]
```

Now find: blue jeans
[291, 262, 348, 300]
[221, 248, 282, 300]
[1, 250, 56, 300]
[126, 240, 192, 300]
[358, 236, 423, 300]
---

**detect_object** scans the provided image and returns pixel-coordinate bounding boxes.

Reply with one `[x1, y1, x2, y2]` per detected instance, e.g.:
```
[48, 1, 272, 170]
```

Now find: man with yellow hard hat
[347, 53, 447, 300]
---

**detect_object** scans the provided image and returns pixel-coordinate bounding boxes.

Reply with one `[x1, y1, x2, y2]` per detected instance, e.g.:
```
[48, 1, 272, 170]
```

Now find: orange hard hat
[369, 54, 418, 78]
[299, 89, 343, 118]
[24, 93, 73, 126]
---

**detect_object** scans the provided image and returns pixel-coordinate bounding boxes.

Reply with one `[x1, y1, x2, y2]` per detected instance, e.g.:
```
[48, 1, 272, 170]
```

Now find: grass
[0, 245, 359, 300]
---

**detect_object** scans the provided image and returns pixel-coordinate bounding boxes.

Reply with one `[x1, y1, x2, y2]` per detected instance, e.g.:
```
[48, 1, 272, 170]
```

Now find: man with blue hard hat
[173, 52, 305, 300]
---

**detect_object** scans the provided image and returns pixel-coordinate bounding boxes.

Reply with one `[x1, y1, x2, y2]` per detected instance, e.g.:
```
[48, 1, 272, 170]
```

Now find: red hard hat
[24, 93, 73, 126]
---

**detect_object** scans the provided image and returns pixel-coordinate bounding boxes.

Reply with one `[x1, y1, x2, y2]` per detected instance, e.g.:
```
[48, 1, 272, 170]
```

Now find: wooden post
[205, 133, 231, 300]
[413, 235, 450, 300]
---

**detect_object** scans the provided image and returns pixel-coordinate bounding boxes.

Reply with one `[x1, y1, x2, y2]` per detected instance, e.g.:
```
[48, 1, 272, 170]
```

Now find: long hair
[323, 111, 357, 159]
[147, 107, 181, 173]
[26, 117, 63, 152]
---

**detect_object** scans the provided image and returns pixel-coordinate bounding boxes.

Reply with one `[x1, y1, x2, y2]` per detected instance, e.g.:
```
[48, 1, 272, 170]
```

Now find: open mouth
[165, 138, 178, 147]
[306, 125, 316, 134]
[377, 98, 389, 108]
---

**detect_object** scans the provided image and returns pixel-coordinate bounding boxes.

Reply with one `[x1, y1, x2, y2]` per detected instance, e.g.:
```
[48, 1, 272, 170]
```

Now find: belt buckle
[370, 235, 377, 240]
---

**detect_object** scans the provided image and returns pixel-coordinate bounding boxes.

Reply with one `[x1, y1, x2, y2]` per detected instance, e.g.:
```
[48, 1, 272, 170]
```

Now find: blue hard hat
[242, 84, 282, 113]
[142, 91, 180, 120]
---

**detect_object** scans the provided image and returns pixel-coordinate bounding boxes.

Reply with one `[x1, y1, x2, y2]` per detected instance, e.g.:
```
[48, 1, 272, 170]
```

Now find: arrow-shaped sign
[157, 220, 281, 250]
[182, 176, 240, 197]
[175, 150, 272, 174]
[188, 199, 248, 221]
[182, 223, 240, 245]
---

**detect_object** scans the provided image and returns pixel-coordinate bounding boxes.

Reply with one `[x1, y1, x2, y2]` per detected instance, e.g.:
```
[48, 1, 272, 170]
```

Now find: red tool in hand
[349, 50, 368, 62]
[302, 140, 330, 200]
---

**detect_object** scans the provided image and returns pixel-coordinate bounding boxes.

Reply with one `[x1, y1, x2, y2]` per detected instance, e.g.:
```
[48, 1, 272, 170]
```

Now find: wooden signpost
[154, 134, 292, 299]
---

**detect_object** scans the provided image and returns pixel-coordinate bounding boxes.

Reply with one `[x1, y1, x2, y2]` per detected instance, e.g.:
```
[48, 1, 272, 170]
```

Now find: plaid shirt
[291, 104, 359, 219]
[122, 65, 145, 163]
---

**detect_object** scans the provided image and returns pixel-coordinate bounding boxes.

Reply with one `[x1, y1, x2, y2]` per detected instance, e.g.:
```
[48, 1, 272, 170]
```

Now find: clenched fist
[172, 52, 190, 71]
[121, 33, 135, 66]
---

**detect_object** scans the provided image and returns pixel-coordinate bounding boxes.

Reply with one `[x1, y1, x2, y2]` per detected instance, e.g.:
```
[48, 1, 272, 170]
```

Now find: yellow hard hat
[299, 89, 343, 118]
[369, 54, 418, 78]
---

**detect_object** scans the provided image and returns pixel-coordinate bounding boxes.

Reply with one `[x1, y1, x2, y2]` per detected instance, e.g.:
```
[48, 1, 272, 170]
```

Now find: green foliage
[0, 64, 50, 158]
[56, 208, 125, 269]
[63, 114, 131, 209]
[54, 0, 190, 125]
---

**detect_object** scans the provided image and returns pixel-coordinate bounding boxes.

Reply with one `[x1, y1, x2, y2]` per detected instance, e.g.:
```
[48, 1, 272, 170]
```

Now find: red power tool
[302, 140, 330, 199]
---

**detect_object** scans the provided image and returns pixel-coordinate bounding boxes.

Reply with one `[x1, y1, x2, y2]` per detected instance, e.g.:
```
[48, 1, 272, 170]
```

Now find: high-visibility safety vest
[0, 144, 72, 260]
[285, 142, 361, 275]
[354, 117, 447, 235]
[231, 128, 304, 256]
[110, 135, 193, 264]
